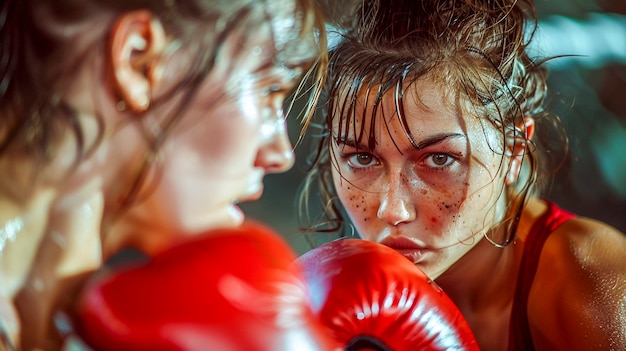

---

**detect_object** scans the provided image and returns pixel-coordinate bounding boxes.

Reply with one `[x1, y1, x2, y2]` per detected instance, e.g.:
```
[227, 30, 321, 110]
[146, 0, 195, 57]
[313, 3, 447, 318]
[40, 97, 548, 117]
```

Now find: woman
[299, 0, 626, 350]
[0, 0, 326, 349]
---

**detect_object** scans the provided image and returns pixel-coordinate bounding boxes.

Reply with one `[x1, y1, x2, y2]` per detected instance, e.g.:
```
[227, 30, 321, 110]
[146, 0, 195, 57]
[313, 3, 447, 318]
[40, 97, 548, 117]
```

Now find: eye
[261, 84, 282, 96]
[258, 83, 289, 116]
[257, 65, 302, 97]
[425, 153, 455, 168]
[346, 152, 379, 169]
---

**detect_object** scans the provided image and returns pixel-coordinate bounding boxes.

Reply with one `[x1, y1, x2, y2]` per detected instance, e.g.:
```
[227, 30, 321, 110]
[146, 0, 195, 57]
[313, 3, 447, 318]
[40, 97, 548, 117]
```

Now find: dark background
[242, 0, 626, 255]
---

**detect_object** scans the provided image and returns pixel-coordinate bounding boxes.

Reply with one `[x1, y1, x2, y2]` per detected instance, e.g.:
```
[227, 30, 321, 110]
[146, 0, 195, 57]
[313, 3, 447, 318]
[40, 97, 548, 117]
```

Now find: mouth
[222, 186, 262, 228]
[238, 184, 264, 203]
[238, 169, 265, 202]
[380, 236, 429, 264]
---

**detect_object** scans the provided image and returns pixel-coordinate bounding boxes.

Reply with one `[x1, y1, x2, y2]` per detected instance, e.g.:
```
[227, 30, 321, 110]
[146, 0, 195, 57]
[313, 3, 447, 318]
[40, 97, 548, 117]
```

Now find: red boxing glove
[75, 221, 338, 351]
[298, 239, 479, 351]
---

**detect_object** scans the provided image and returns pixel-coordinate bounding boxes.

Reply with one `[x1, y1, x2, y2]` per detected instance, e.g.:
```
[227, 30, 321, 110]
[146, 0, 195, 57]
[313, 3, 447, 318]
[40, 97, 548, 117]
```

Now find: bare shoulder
[554, 216, 626, 273]
[528, 216, 626, 350]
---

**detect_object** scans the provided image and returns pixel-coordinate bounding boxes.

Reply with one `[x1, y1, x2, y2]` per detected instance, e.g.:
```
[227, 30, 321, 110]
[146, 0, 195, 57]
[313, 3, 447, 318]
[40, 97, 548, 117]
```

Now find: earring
[116, 100, 127, 112]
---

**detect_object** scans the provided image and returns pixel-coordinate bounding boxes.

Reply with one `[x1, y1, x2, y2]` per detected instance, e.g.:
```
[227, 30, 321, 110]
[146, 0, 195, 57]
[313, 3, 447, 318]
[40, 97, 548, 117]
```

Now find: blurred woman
[0, 0, 326, 349]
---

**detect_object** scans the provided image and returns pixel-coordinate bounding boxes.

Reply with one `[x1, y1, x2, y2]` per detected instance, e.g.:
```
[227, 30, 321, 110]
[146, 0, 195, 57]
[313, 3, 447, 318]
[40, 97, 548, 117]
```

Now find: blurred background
[242, 0, 626, 255]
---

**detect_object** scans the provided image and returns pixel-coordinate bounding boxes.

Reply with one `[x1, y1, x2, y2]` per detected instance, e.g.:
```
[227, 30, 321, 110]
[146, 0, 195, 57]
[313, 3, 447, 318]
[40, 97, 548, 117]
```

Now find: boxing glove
[297, 239, 479, 351]
[75, 221, 338, 351]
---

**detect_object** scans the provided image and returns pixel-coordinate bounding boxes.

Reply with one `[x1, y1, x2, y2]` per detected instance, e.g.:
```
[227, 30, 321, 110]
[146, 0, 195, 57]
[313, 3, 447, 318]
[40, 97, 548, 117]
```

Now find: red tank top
[507, 201, 575, 351]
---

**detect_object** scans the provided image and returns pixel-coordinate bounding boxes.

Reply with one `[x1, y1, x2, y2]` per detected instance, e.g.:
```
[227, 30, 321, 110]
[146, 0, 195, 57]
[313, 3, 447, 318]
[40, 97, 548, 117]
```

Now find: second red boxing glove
[75, 221, 338, 351]
[298, 239, 479, 351]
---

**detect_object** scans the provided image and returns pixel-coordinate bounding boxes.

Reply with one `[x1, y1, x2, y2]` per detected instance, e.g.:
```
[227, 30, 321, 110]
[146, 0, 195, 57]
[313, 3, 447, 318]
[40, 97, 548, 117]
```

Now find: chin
[187, 204, 246, 234]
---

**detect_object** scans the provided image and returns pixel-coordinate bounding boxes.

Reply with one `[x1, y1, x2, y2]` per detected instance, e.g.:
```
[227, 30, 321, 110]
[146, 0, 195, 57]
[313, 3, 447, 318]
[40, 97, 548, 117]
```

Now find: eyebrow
[414, 133, 466, 149]
[334, 133, 466, 152]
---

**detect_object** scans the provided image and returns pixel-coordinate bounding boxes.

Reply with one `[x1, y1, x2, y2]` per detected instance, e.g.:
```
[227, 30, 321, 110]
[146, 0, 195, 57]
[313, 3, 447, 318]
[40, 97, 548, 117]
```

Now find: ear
[109, 11, 166, 113]
[505, 117, 535, 185]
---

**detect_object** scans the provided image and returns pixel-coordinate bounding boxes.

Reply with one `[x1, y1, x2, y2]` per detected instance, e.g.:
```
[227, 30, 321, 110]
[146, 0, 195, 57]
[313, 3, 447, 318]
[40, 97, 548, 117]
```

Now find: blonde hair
[0, 0, 327, 209]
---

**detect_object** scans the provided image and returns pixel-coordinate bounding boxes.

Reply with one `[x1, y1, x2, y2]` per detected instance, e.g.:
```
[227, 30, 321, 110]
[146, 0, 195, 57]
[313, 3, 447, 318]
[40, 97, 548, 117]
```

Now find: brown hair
[0, 0, 327, 208]
[298, 0, 567, 247]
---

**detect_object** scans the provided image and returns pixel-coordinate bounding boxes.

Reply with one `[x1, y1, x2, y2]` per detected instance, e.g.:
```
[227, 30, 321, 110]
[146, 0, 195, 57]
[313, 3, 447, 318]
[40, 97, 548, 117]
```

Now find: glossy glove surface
[298, 239, 479, 351]
[76, 221, 337, 351]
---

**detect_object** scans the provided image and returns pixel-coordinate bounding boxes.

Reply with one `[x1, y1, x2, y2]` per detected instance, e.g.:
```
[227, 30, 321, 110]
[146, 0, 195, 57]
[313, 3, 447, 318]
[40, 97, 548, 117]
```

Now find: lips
[240, 169, 265, 202]
[239, 185, 264, 203]
[380, 236, 428, 264]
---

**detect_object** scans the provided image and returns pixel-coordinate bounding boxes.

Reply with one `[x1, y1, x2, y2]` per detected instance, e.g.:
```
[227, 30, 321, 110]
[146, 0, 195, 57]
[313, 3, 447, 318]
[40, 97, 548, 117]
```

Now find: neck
[435, 235, 523, 313]
[435, 238, 524, 351]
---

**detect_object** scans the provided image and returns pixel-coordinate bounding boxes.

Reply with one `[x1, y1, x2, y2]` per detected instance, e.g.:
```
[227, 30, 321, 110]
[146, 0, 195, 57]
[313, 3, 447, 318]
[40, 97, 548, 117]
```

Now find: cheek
[421, 186, 466, 230]
[200, 126, 254, 164]
[193, 105, 261, 166]
[453, 168, 505, 236]
[467, 126, 508, 191]
[333, 172, 378, 223]
[156, 103, 262, 202]
[463, 153, 506, 208]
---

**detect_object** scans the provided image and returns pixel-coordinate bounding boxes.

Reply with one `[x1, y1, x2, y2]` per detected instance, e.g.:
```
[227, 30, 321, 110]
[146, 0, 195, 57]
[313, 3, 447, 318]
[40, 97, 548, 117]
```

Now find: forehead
[219, 9, 316, 84]
[221, 1, 317, 60]
[331, 78, 507, 168]
[330, 75, 508, 156]
[332, 78, 467, 134]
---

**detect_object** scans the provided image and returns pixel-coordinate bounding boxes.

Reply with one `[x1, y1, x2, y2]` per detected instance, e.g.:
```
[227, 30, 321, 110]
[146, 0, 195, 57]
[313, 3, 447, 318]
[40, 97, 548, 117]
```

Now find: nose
[254, 119, 295, 174]
[376, 175, 416, 226]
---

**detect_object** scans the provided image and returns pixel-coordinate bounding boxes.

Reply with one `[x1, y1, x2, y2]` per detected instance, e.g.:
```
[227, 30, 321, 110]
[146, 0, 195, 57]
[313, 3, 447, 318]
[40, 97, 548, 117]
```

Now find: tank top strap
[507, 200, 575, 351]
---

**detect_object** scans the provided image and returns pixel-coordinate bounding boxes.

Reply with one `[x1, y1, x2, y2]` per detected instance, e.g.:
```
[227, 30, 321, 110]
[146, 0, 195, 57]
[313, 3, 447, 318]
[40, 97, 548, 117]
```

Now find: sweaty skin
[330, 78, 626, 350]
[331, 79, 508, 279]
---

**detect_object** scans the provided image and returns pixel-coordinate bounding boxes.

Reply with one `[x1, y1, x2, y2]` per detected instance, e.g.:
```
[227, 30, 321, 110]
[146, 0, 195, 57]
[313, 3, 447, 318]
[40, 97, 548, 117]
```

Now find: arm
[528, 218, 626, 350]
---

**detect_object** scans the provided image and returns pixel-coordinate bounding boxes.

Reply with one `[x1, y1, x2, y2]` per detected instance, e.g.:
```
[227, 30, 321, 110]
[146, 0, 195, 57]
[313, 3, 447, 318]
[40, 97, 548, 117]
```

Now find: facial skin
[0, 3, 325, 347]
[104, 19, 306, 255]
[330, 78, 512, 279]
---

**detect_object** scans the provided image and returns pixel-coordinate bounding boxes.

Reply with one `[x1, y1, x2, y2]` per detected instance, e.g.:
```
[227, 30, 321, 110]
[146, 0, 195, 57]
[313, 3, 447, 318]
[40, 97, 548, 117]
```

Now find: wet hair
[298, 0, 567, 247]
[0, 0, 326, 208]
